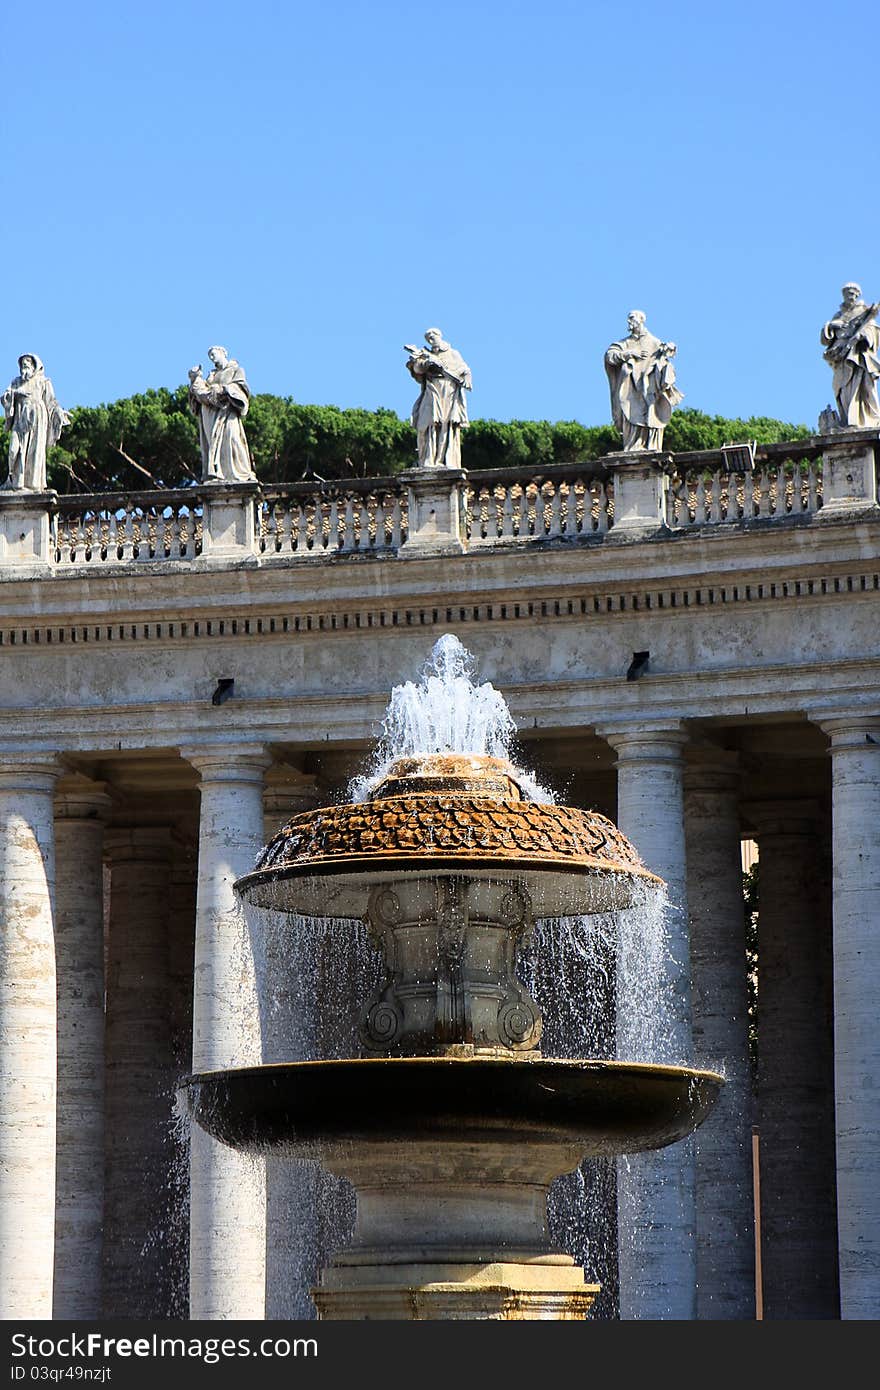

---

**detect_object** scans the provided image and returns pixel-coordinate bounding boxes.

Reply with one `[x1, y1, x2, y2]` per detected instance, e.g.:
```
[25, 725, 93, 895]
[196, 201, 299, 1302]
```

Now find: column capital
[814, 714, 880, 749]
[180, 744, 271, 784]
[54, 776, 112, 822]
[597, 722, 688, 761]
[742, 798, 822, 839]
[684, 746, 741, 794]
[104, 825, 173, 864]
[263, 773, 321, 824]
[0, 753, 63, 794]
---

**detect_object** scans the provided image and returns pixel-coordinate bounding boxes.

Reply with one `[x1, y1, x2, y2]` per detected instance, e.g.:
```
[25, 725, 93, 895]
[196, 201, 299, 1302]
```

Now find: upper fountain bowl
[236, 752, 662, 919]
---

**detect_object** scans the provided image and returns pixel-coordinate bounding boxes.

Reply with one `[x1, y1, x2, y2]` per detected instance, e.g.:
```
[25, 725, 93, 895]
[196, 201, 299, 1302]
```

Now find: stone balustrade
[0, 429, 876, 576]
[53, 488, 207, 565]
[668, 444, 825, 527]
[257, 480, 408, 556]
[465, 464, 613, 543]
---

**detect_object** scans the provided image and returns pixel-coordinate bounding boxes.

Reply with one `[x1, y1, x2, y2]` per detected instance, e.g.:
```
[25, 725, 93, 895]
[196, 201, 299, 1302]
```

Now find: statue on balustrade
[405, 329, 472, 469]
[188, 346, 257, 483]
[1, 354, 70, 492]
[819, 283, 880, 432]
[604, 311, 683, 452]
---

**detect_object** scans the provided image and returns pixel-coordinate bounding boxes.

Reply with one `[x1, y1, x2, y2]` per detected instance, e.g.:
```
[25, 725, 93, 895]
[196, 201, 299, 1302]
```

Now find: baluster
[174, 507, 188, 558]
[593, 479, 607, 533]
[122, 507, 137, 560]
[316, 497, 329, 551]
[808, 461, 821, 513]
[518, 484, 531, 537]
[356, 494, 367, 551]
[545, 484, 562, 538]
[386, 493, 401, 550]
[64, 512, 77, 563]
[500, 486, 516, 539]
[471, 485, 484, 540]
[58, 512, 73, 563]
[176, 508, 189, 560]
[572, 480, 585, 535]
[332, 496, 348, 552]
[275, 500, 290, 553]
[372, 494, 387, 549]
[95, 511, 108, 560]
[767, 464, 778, 519]
[289, 500, 304, 552]
[696, 474, 710, 525]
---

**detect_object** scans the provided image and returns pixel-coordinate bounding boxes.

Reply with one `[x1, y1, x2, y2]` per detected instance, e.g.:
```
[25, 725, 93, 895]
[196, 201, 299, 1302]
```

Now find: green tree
[47, 388, 811, 492]
[49, 387, 200, 493]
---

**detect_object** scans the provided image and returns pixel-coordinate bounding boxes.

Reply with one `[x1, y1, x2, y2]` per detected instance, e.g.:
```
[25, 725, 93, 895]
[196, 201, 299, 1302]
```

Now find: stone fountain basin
[237, 864, 648, 919]
[184, 1056, 723, 1158]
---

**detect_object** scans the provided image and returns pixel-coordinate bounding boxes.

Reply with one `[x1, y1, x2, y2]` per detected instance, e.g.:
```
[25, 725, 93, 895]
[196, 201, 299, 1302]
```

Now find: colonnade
[0, 712, 878, 1320]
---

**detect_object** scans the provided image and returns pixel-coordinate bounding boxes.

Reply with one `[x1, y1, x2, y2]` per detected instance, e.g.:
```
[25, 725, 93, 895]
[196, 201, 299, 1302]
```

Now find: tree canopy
[45, 387, 811, 494]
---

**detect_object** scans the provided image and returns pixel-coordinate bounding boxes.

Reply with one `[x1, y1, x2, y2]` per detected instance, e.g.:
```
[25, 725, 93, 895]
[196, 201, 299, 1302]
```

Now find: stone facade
[0, 429, 878, 1320]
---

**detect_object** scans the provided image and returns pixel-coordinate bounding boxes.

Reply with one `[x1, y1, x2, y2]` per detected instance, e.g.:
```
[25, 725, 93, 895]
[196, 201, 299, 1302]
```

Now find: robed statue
[405, 329, 472, 469]
[820, 283, 880, 431]
[604, 311, 683, 452]
[2, 354, 70, 492]
[188, 346, 256, 482]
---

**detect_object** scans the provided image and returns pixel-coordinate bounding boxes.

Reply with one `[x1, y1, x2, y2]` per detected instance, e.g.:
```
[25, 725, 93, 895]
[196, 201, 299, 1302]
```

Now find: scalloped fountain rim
[236, 753, 662, 919]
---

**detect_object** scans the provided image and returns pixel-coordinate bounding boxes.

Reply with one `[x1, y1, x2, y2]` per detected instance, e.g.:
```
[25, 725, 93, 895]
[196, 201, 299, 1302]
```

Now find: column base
[314, 1259, 600, 1320]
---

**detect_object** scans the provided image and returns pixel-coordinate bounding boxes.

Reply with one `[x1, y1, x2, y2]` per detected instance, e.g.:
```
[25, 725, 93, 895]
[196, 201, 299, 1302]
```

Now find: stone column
[819, 717, 880, 1318]
[182, 745, 270, 1321]
[684, 752, 754, 1319]
[598, 723, 696, 1320]
[53, 779, 111, 1319]
[744, 799, 838, 1319]
[0, 754, 60, 1319]
[166, 845, 198, 1318]
[262, 776, 325, 1320]
[103, 826, 177, 1317]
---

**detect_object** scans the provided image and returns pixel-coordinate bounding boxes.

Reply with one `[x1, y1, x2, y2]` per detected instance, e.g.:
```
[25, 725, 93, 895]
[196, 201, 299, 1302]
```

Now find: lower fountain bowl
[183, 1056, 723, 1158]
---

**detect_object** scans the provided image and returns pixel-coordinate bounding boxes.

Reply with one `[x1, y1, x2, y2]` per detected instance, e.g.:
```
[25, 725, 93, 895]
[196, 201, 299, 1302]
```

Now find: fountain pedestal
[314, 1135, 600, 1319]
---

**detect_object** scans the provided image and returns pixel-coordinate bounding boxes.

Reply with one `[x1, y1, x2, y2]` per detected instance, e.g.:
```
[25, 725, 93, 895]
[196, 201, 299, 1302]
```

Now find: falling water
[257, 908, 382, 1319]
[517, 878, 674, 1318]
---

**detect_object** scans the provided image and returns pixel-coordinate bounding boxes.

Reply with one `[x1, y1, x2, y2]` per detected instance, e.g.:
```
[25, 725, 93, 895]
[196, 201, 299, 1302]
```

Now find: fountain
[184, 636, 722, 1319]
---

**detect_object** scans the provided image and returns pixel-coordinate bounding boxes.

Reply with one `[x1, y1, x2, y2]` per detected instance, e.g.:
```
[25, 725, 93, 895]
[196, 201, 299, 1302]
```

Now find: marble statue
[405, 329, 472, 469]
[1, 354, 70, 492]
[819, 284, 880, 431]
[188, 346, 256, 483]
[604, 311, 683, 452]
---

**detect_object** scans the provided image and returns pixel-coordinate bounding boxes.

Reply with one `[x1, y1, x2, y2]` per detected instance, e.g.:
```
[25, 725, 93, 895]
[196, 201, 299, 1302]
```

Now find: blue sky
[3, 0, 874, 428]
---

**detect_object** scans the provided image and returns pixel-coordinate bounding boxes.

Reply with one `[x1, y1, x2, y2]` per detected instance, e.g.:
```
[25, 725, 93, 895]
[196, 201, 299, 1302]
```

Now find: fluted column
[0, 754, 61, 1319]
[744, 799, 838, 1319]
[103, 826, 176, 1316]
[53, 779, 111, 1319]
[685, 751, 754, 1318]
[819, 717, 880, 1319]
[182, 745, 270, 1321]
[598, 723, 696, 1320]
